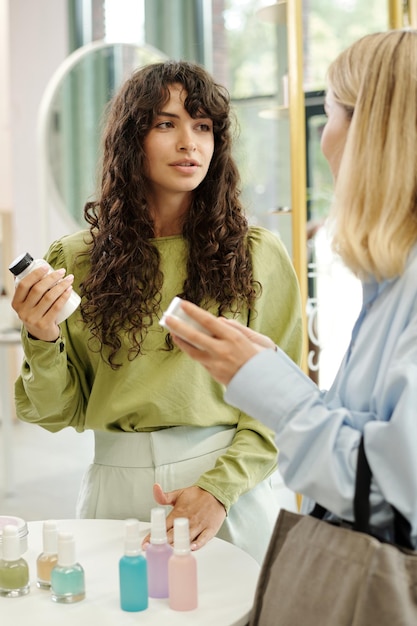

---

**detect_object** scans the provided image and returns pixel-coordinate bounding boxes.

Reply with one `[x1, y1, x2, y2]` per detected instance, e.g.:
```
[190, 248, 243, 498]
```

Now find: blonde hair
[327, 29, 417, 280]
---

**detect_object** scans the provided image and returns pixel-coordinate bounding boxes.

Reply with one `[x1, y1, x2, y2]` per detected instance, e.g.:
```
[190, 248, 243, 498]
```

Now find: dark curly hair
[80, 60, 259, 368]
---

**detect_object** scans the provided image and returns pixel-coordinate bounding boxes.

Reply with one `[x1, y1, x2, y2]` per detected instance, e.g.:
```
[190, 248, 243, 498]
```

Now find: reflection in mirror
[38, 41, 167, 241]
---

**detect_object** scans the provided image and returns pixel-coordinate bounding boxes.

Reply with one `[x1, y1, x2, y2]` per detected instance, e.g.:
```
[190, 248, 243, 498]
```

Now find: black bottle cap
[8, 253, 34, 276]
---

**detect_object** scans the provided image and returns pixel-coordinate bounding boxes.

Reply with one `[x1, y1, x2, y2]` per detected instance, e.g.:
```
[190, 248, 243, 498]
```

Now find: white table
[2, 519, 260, 625]
[0, 329, 21, 495]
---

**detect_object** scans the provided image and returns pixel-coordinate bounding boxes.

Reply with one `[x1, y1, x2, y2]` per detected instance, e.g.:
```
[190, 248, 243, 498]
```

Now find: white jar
[9, 252, 81, 324]
[0, 515, 28, 558]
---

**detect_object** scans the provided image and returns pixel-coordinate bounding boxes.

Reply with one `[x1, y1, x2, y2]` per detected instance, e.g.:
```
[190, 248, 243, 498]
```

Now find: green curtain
[144, 0, 206, 63]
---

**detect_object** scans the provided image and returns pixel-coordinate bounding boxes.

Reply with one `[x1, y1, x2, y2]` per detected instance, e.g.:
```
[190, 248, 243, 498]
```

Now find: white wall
[0, 0, 12, 212]
[7, 0, 69, 261]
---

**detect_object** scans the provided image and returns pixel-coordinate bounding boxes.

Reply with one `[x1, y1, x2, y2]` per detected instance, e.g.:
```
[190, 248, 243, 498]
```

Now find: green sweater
[15, 226, 302, 511]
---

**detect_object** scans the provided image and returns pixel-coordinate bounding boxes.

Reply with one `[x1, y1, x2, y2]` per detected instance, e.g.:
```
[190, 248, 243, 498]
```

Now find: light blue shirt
[225, 246, 417, 545]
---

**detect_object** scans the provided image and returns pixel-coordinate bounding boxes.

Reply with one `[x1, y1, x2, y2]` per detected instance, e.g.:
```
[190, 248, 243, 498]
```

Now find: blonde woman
[165, 30, 417, 549]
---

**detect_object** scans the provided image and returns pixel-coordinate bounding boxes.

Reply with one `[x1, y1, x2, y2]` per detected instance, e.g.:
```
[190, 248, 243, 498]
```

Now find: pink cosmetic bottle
[168, 517, 198, 611]
[146, 508, 173, 598]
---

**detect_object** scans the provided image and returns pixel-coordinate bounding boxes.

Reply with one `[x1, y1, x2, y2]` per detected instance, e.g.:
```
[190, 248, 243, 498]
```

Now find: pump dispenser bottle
[146, 507, 173, 598]
[50, 532, 85, 603]
[168, 517, 198, 611]
[0, 525, 30, 597]
[37, 520, 59, 589]
[9, 252, 81, 324]
[119, 518, 148, 612]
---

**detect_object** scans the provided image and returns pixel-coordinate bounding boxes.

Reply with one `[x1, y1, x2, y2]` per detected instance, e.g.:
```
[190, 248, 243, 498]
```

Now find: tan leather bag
[249, 439, 417, 626]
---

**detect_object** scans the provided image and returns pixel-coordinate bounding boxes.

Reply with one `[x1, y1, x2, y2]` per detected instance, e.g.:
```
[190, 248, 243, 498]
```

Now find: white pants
[76, 425, 279, 563]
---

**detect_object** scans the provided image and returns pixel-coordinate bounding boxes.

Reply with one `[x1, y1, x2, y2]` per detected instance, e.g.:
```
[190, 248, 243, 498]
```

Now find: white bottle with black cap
[9, 252, 81, 324]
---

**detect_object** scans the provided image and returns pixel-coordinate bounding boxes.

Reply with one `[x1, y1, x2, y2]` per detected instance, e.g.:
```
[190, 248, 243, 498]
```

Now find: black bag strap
[310, 436, 414, 549]
[352, 436, 371, 534]
[310, 503, 327, 519]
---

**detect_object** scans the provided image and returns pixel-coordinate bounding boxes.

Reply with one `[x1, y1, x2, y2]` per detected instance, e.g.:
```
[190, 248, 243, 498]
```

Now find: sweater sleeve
[195, 227, 303, 509]
[245, 226, 303, 364]
[14, 237, 90, 433]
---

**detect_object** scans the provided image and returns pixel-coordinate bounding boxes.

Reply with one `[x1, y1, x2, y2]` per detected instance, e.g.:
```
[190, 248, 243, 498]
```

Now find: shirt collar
[361, 243, 417, 306]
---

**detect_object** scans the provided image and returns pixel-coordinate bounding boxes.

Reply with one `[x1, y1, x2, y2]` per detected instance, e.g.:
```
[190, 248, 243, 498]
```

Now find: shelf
[258, 105, 289, 119]
[256, 0, 287, 25]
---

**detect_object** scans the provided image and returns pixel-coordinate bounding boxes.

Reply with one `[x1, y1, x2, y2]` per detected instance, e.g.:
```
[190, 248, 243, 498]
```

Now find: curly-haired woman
[12, 60, 302, 563]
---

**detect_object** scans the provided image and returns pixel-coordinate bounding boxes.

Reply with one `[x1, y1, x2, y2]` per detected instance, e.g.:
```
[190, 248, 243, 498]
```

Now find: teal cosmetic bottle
[0, 524, 30, 597]
[119, 518, 148, 612]
[50, 532, 85, 603]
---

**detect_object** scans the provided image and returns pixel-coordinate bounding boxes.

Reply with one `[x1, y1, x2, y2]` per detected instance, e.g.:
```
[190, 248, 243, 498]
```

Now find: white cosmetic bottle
[159, 296, 212, 348]
[9, 253, 81, 324]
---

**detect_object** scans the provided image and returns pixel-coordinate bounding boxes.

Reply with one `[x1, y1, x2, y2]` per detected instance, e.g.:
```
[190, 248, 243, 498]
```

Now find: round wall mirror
[38, 41, 167, 236]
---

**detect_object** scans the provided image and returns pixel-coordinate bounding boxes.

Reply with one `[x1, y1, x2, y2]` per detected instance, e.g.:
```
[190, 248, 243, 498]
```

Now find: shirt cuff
[22, 328, 65, 360]
[225, 348, 315, 432]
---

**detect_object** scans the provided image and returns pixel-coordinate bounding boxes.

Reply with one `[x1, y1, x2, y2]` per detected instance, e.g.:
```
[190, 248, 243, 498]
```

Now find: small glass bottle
[0, 515, 29, 558]
[119, 518, 148, 612]
[146, 507, 173, 598]
[50, 532, 85, 603]
[0, 524, 30, 597]
[9, 252, 81, 324]
[168, 518, 198, 611]
[36, 520, 59, 589]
